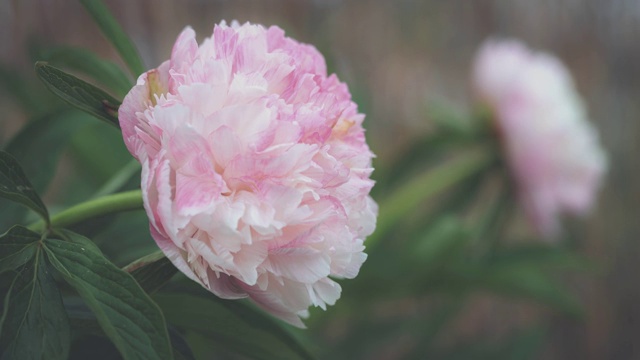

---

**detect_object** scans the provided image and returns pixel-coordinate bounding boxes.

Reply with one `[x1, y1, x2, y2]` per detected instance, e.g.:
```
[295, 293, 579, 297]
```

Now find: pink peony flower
[473, 39, 607, 238]
[119, 21, 377, 326]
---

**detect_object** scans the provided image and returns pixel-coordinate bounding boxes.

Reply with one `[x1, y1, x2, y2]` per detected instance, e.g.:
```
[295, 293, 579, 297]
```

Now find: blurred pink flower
[473, 39, 607, 238]
[119, 21, 377, 326]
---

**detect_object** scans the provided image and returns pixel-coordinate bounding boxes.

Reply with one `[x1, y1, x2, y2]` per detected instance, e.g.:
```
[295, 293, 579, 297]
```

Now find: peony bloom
[119, 22, 377, 326]
[473, 39, 607, 238]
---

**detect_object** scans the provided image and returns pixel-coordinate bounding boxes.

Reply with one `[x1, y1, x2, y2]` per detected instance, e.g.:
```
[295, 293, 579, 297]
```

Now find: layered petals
[473, 39, 607, 238]
[119, 21, 377, 326]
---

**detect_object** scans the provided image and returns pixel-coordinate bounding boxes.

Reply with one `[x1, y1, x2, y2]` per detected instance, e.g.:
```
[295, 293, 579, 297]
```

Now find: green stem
[475, 181, 514, 258]
[367, 144, 496, 250]
[28, 189, 143, 233]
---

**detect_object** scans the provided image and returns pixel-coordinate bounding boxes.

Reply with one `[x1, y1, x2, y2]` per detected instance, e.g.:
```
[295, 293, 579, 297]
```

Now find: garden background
[1, 1, 637, 359]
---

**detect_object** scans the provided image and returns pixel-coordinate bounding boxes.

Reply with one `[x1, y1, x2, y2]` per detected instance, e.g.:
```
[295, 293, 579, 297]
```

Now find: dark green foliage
[35, 62, 121, 128]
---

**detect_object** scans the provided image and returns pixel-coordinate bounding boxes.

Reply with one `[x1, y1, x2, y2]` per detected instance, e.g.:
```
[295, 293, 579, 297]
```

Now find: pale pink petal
[473, 38, 607, 238]
[265, 247, 331, 284]
[174, 173, 222, 216]
[149, 225, 200, 284]
[119, 22, 377, 327]
[312, 278, 341, 308]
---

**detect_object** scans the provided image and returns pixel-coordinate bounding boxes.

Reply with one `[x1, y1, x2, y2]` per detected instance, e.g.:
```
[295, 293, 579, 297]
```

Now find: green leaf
[499, 326, 546, 360]
[64, 296, 195, 360]
[410, 216, 470, 268]
[0, 151, 49, 224]
[92, 211, 157, 266]
[5, 111, 89, 194]
[352, 216, 471, 300]
[472, 179, 513, 255]
[43, 231, 172, 360]
[68, 334, 122, 360]
[403, 298, 466, 360]
[125, 251, 178, 294]
[35, 62, 121, 128]
[93, 159, 141, 198]
[373, 119, 492, 194]
[430, 326, 546, 360]
[37, 46, 133, 98]
[64, 297, 104, 336]
[369, 146, 495, 250]
[0, 248, 70, 360]
[477, 264, 582, 316]
[489, 244, 592, 271]
[155, 288, 315, 360]
[167, 327, 196, 360]
[428, 102, 479, 138]
[69, 121, 135, 189]
[0, 111, 89, 231]
[68, 332, 193, 360]
[0, 64, 49, 114]
[0, 226, 39, 274]
[79, 0, 145, 76]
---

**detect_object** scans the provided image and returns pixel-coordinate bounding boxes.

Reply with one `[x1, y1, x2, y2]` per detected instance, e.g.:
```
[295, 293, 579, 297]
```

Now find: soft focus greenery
[0, 1, 592, 359]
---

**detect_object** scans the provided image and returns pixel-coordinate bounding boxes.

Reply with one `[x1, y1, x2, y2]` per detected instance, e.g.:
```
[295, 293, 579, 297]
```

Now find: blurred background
[0, 1, 637, 359]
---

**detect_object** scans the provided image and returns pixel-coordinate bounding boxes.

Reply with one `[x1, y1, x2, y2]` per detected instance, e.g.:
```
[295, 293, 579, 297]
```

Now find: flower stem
[367, 144, 496, 250]
[28, 189, 144, 233]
